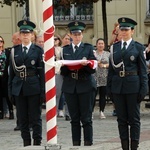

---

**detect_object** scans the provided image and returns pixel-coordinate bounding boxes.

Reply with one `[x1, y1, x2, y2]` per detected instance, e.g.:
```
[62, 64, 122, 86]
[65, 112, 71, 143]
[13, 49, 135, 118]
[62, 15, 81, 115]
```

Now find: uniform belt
[15, 71, 36, 78]
[118, 71, 138, 77]
[69, 70, 88, 80]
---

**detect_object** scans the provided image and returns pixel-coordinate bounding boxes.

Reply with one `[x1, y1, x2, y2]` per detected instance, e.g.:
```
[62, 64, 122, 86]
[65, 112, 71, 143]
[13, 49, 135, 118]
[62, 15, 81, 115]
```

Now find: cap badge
[122, 18, 126, 22]
[23, 21, 27, 25]
[75, 22, 78, 26]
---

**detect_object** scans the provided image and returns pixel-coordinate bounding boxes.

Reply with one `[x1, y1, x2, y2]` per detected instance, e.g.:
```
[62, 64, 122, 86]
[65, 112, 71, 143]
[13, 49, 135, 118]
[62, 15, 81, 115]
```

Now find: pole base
[45, 144, 61, 150]
[145, 102, 150, 108]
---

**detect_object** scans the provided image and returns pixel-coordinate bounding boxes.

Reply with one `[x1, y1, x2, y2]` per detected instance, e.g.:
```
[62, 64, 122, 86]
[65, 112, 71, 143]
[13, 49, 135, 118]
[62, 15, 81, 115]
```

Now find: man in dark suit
[60, 21, 97, 146]
[107, 17, 148, 150]
[8, 20, 45, 146]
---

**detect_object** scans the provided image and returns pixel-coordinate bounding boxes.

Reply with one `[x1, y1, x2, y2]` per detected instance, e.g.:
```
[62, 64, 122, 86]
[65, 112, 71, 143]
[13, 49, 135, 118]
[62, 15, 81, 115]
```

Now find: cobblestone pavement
[0, 101, 150, 150]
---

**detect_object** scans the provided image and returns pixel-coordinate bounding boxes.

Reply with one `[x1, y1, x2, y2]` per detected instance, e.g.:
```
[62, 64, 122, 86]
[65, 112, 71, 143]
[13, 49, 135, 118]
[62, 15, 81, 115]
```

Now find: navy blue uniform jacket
[61, 42, 97, 94]
[8, 44, 45, 98]
[107, 40, 148, 97]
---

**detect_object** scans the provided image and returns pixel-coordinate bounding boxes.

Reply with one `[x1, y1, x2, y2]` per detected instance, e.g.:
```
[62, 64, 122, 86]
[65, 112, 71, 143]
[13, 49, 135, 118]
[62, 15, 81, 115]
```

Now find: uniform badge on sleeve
[31, 60, 35, 65]
[130, 56, 135, 61]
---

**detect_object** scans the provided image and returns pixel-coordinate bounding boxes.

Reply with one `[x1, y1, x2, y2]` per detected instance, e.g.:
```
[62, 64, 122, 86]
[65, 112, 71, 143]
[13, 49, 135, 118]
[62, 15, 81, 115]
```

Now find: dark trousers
[97, 86, 106, 112]
[0, 78, 13, 117]
[148, 74, 150, 100]
[15, 94, 42, 141]
[64, 91, 93, 143]
[113, 93, 140, 141]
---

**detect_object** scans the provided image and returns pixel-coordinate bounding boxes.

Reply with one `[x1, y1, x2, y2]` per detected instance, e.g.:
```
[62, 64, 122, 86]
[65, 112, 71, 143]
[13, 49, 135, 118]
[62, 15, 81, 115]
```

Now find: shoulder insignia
[5, 47, 12, 51]
[63, 44, 70, 48]
[135, 41, 143, 46]
[113, 41, 120, 45]
[135, 41, 145, 51]
[35, 44, 42, 49]
[13, 44, 20, 48]
[84, 43, 93, 46]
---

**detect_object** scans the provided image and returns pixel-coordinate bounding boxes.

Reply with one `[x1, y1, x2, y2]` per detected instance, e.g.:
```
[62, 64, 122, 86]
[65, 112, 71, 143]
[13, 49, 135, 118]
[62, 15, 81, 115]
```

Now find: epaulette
[113, 41, 120, 45]
[84, 43, 93, 46]
[35, 44, 42, 49]
[135, 41, 144, 47]
[134, 41, 145, 52]
[63, 44, 70, 48]
[5, 47, 12, 51]
[13, 44, 20, 48]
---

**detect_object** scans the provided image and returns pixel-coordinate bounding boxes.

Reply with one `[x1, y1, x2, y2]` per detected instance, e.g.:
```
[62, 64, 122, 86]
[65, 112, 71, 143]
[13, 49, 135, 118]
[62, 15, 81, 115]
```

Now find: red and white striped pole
[42, 0, 57, 145]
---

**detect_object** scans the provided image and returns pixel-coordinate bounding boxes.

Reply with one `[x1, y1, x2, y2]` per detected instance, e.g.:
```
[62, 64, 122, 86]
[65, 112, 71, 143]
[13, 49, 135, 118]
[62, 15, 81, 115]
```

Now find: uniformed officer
[8, 20, 45, 146]
[107, 17, 148, 150]
[60, 21, 97, 146]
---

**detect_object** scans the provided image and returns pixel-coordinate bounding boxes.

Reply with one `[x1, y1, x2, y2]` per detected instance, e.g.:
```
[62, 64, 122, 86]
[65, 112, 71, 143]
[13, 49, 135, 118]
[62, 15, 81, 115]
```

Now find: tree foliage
[0, 0, 27, 7]
[0, 0, 113, 7]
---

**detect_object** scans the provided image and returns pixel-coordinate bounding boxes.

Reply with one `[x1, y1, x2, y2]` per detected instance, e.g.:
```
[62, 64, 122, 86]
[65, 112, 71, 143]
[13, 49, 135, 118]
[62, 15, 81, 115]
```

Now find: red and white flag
[54, 60, 97, 73]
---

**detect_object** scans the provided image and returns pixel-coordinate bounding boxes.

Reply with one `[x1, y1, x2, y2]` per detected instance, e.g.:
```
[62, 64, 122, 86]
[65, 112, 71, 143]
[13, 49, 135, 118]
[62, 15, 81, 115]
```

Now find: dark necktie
[23, 46, 28, 59]
[122, 42, 127, 52]
[74, 45, 79, 55]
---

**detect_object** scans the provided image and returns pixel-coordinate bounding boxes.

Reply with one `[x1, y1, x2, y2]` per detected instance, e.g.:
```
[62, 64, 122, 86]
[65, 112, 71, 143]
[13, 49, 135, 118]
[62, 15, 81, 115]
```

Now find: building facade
[0, 0, 149, 47]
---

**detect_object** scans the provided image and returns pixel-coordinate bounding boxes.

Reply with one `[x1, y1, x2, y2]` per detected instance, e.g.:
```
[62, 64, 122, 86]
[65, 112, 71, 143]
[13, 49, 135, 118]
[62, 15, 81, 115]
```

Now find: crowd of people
[0, 17, 149, 150]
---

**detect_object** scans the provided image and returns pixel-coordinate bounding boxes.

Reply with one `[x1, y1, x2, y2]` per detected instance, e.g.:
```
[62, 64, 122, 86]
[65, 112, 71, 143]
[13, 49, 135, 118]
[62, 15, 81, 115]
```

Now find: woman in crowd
[0, 36, 14, 119]
[145, 40, 150, 101]
[62, 33, 71, 46]
[94, 38, 110, 119]
[54, 34, 64, 117]
[61, 33, 71, 120]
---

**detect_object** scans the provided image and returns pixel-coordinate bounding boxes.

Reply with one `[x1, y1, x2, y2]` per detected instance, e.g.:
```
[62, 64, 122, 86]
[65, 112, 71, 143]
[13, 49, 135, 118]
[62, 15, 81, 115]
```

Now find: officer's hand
[40, 98, 44, 105]
[9, 96, 16, 106]
[137, 94, 144, 103]
[106, 88, 112, 99]
[60, 66, 70, 76]
[40, 95, 45, 105]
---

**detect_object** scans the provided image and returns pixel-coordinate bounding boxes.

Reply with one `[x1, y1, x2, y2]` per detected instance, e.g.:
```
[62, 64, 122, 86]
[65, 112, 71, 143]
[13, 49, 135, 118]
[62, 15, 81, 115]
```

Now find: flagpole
[42, 0, 57, 146]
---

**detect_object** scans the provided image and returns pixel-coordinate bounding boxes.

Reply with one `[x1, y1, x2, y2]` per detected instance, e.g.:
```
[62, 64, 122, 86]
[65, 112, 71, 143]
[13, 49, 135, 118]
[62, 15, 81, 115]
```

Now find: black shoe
[9, 111, 14, 119]
[23, 140, 31, 147]
[65, 115, 71, 121]
[0, 112, 3, 119]
[112, 110, 117, 116]
[14, 126, 20, 131]
[42, 103, 46, 109]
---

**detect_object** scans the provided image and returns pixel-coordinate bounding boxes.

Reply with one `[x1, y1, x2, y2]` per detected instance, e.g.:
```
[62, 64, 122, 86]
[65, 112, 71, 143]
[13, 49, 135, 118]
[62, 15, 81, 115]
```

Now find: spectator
[0, 36, 14, 119]
[61, 33, 72, 121]
[93, 38, 110, 119]
[35, 34, 44, 49]
[11, 32, 22, 131]
[145, 42, 150, 101]
[109, 21, 120, 46]
[54, 34, 64, 117]
[62, 33, 71, 46]
[109, 24, 123, 117]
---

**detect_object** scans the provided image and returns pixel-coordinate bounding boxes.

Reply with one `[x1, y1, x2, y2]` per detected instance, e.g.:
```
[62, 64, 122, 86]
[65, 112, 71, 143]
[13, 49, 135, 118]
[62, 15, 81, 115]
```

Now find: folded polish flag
[58, 60, 97, 69]
[55, 60, 97, 73]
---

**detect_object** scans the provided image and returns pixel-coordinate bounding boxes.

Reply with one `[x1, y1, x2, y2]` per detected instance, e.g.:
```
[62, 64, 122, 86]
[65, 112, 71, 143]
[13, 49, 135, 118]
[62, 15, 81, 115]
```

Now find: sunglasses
[54, 38, 59, 41]
[0, 40, 4, 43]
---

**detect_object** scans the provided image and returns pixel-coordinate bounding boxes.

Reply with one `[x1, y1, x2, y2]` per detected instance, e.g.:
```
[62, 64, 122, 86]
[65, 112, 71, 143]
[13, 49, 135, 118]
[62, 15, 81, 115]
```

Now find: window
[53, 3, 93, 22]
[146, 0, 150, 16]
